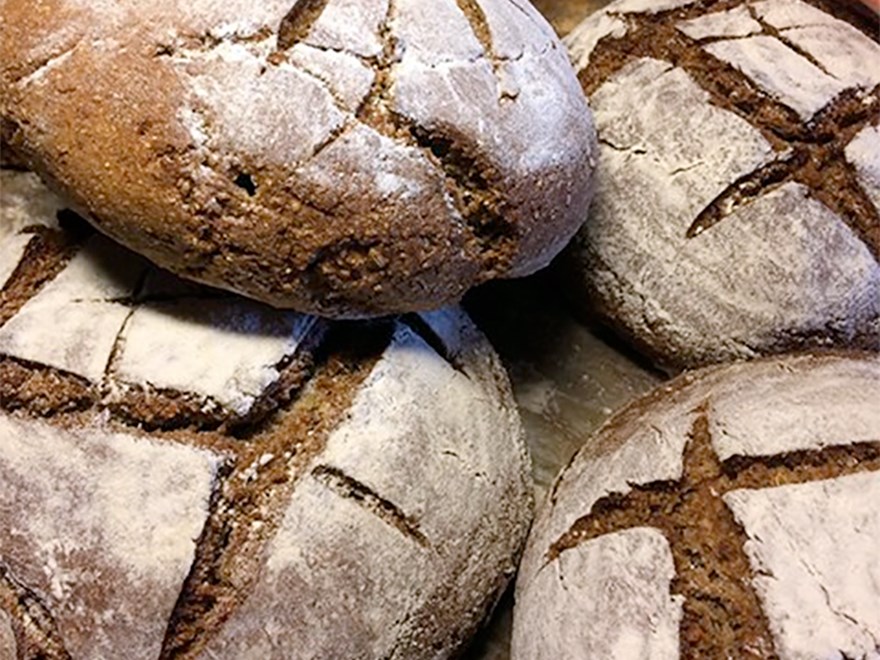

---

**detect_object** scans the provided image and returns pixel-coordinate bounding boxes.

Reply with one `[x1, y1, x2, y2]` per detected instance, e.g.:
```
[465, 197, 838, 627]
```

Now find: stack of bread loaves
[1, 0, 878, 659]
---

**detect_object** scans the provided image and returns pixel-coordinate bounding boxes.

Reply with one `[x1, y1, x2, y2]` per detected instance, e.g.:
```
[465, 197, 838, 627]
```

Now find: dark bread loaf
[0, 171, 534, 659]
[0, 0, 597, 317]
[563, 0, 880, 370]
[513, 352, 880, 659]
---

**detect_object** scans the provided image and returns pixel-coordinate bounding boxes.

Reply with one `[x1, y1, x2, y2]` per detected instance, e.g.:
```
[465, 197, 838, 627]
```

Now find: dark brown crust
[0, 225, 79, 328]
[542, 355, 880, 659]
[276, 0, 331, 51]
[353, 0, 518, 277]
[0, 0, 592, 317]
[160, 323, 392, 659]
[0, 357, 96, 416]
[577, 0, 880, 257]
[0, 208, 524, 657]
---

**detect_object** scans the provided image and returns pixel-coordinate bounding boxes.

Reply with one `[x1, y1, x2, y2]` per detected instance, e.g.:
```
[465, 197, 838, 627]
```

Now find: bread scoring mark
[312, 464, 431, 548]
[351, 0, 517, 272]
[161, 0, 529, 282]
[0, 226, 78, 329]
[580, 0, 880, 258]
[743, 3, 832, 77]
[0, 232, 328, 432]
[546, 409, 880, 659]
[400, 313, 469, 376]
[0, 561, 71, 659]
[686, 86, 880, 251]
[456, 0, 498, 64]
[159, 323, 391, 659]
[277, 0, 332, 52]
[0, 356, 96, 417]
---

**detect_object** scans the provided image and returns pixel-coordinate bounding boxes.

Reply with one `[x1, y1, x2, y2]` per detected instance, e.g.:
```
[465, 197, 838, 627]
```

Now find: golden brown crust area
[1, 0, 597, 317]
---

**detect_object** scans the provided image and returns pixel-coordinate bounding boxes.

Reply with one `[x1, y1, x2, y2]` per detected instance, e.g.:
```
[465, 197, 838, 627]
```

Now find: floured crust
[563, 0, 880, 370]
[0, 0, 597, 317]
[0, 170, 534, 658]
[512, 352, 880, 660]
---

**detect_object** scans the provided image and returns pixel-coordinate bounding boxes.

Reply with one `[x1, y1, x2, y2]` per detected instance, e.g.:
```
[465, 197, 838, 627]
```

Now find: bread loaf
[0, 0, 597, 317]
[0, 170, 534, 659]
[513, 352, 880, 659]
[563, 0, 880, 370]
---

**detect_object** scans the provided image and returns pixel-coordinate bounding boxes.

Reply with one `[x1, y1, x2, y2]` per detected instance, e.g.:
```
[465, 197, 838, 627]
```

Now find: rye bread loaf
[0, 0, 597, 318]
[562, 0, 880, 370]
[0, 170, 534, 659]
[512, 352, 880, 660]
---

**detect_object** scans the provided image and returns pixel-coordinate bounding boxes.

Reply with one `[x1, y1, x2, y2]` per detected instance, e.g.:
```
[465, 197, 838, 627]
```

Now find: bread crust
[513, 352, 880, 660]
[0, 0, 597, 317]
[0, 170, 534, 659]
[563, 0, 880, 370]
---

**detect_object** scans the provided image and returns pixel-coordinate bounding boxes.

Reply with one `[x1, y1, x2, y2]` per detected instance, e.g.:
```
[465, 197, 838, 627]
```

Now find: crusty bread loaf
[0, 0, 597, 317]
[513, 352, 880, 660]
[563, 0, 880, 370]
[0, 170, 534, 659]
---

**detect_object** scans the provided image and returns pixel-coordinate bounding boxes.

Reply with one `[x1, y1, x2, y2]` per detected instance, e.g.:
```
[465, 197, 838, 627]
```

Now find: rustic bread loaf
[0, 0, 597, 318]
[563, 0, 880, 370]
[512, 352, 880, 660]
[0, 170, 534, 659]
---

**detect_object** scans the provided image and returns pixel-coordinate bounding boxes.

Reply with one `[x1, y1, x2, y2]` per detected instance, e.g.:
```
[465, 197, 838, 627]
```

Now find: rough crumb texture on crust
[562, 0, 880, 371]
[0, 171, 533, 659]
[0, 0, 597, 317]
[513, 352, 880, 660]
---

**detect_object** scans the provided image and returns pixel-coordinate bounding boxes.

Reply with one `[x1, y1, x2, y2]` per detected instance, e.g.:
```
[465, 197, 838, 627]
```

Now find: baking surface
[463, 274, 662, 659]
[531, 0, 614, 36]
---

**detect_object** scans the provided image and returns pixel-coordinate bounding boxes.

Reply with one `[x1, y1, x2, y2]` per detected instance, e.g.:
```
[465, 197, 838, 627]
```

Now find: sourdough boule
[0, 170, 534, 659]
[563, 0, 880, 370]
[513, 352, 880, 660]
[0, 0, 597, 317]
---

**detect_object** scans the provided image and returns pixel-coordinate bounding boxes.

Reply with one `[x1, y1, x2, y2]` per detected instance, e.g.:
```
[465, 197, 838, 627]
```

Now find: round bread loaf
[563, 0, 880, 370]
[512, 352, 880, 660]
[0, 0, 597, 318]
[0, 170, 533, 659]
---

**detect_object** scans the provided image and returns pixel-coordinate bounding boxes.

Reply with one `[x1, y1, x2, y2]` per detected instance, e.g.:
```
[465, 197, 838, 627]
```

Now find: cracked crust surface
[512, 352, 880, 660]
[0, 0, 597, 317]
[562, 0, 880, 370]
[0, 170, 534, 659]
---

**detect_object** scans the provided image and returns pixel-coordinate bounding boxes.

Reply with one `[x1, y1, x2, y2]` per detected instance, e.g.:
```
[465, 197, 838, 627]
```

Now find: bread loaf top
[1, 0, 597, 317]
[563, 0, 880, 370]
[0, 170, 533, 659]
[513, 352, 880, 660]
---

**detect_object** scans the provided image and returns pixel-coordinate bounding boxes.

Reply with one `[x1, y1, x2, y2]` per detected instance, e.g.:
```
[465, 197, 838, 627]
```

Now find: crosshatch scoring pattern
[564, 0, 880, 367]
[574, 0, 880, 249]
[2, 0, 596, 315]
[0, 175, 532, 659]
[514, 354, 880, 659]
